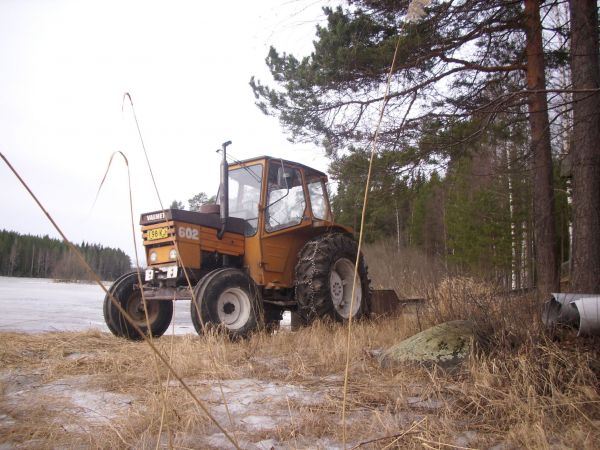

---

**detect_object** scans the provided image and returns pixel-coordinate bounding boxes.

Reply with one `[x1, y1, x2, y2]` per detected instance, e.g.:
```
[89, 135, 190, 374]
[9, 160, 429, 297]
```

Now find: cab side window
[265, 162, 306, 232]
[307, 177, 328, 220]
[227, 164, 263, 236]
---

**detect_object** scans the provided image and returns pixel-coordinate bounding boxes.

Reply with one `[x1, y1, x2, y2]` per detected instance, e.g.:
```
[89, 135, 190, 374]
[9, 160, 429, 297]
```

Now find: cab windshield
[226, 164, 263, 236]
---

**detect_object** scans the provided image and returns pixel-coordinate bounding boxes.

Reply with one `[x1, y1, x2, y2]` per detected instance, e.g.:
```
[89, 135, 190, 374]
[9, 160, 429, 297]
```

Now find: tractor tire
[191, 268, 263, 338]
[103, 271, 139, 336]
[190, 268, 229, 334]
[290, 310, 307, 331]
[103, 271, 173, 340]
[295, 233, 371, 322]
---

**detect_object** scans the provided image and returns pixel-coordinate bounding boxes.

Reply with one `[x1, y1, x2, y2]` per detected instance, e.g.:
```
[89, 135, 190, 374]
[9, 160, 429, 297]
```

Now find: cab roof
[228, 155, 328, 179]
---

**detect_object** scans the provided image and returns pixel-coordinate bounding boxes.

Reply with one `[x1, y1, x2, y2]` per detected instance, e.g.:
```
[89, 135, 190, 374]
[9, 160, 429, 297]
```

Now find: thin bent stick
[122, 94, 238, 442]
[122, 91, 205, 331]
[341, 35, 403, 448]
[0, 151, 240, 450]
[122, 94, 173, 448]
[124, 94, 209, 336]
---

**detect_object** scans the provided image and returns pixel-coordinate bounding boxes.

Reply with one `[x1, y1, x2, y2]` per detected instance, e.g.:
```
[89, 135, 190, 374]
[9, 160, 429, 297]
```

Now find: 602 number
[178, 227, 199, 240]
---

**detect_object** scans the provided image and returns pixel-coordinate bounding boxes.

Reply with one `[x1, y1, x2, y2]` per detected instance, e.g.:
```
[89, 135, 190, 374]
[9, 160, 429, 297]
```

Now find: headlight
[169, 248, 177, 260]
[149, 251, 158, 263]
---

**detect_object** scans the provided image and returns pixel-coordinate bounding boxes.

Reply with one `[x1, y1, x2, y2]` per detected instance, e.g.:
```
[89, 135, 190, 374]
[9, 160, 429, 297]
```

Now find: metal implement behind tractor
[104, 142, 372, 339]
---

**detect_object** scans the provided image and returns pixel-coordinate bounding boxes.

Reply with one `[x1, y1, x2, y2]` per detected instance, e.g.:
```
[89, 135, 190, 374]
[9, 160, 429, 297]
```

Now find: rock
[378, 320, 478, 369]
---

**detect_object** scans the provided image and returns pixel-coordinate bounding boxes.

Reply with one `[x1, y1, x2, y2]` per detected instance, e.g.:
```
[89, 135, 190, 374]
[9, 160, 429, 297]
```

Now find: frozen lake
[0, 276, 197, 334]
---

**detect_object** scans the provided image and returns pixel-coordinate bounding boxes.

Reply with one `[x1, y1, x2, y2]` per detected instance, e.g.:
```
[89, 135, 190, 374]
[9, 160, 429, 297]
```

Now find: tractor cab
[225, 156, 334, 235]
[224, 156, 349, 291]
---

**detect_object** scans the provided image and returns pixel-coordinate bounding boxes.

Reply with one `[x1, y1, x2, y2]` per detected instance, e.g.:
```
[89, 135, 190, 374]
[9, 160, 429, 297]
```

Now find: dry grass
[1, 314, 598, 449]
[0, 320, 426, 449]
[1, 244, 599, 448]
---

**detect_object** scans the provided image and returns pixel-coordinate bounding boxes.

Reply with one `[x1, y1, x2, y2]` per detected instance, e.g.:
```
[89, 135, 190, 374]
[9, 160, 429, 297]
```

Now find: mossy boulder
[378, 320, 478, 369]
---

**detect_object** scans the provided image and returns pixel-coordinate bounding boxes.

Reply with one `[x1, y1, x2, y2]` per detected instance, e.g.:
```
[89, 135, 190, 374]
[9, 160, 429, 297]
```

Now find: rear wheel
[295, 234, 371, 322]
[103, 272, 135, 336]
[191, 268, 262, 338]
[103, 271, 173, 340]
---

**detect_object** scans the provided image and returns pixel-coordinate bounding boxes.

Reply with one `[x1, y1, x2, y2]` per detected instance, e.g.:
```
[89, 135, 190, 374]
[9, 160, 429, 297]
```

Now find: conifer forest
[251, 0, 600, 295]
[0, 230, 131, 281]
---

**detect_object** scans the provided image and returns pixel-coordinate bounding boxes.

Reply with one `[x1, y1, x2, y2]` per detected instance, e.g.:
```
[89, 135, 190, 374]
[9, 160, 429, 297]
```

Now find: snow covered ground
[0, 276, 195, 334]
[0, 276, 290, 334]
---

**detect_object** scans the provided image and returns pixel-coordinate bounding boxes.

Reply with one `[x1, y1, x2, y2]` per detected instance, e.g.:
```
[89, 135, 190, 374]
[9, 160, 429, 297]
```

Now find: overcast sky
[0, 0, 333, 263]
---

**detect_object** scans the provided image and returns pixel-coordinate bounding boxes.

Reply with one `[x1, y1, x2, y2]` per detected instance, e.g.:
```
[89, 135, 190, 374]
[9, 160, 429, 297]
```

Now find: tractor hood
[140, 208, 247, 235]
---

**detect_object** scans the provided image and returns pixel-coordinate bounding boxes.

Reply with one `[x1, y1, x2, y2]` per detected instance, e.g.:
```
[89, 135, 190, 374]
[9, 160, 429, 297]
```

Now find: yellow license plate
[147, 227, 169, 241]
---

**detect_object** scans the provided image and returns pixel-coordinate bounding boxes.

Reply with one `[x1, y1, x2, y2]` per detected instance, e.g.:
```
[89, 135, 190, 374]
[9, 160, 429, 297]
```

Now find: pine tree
[569, 0, 600, 292]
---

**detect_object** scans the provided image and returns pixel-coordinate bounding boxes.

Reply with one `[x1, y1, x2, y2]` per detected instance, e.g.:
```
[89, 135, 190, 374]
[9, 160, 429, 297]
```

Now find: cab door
[260, 160, 313, 288]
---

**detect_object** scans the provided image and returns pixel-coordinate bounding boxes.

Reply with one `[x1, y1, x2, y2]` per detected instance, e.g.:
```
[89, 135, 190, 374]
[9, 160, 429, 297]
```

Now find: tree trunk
[8, 240, 19, 277]
[524, 0, 559, 294]
[504, 142, 517, 290]
[569, 0, 600, 293]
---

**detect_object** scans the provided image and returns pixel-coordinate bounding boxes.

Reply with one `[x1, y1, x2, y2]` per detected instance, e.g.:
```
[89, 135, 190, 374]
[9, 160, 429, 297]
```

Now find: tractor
[103, 141, 371, 339]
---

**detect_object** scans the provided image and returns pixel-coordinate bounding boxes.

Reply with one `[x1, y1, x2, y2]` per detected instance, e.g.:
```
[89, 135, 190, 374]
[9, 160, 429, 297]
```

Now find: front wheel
[295, 234, 371, 322]
[191, 268, 262, 338]
[103, 271, 173, 340]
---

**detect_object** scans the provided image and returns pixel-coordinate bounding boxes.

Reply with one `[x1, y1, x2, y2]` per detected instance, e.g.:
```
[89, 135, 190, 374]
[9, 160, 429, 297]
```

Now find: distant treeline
[0, 230, 131, 281]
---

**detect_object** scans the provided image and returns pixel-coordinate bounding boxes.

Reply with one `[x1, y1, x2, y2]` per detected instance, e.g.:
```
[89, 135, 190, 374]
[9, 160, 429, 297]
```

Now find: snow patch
[1, 371, 133, 433]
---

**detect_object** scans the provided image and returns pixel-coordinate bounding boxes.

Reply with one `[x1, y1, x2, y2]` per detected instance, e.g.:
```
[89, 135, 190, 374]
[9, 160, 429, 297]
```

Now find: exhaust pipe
[217, 140, 231, 240]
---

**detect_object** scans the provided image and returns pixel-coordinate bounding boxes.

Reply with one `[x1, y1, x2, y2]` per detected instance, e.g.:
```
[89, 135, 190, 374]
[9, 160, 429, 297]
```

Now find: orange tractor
[104, 142, 371, 339]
